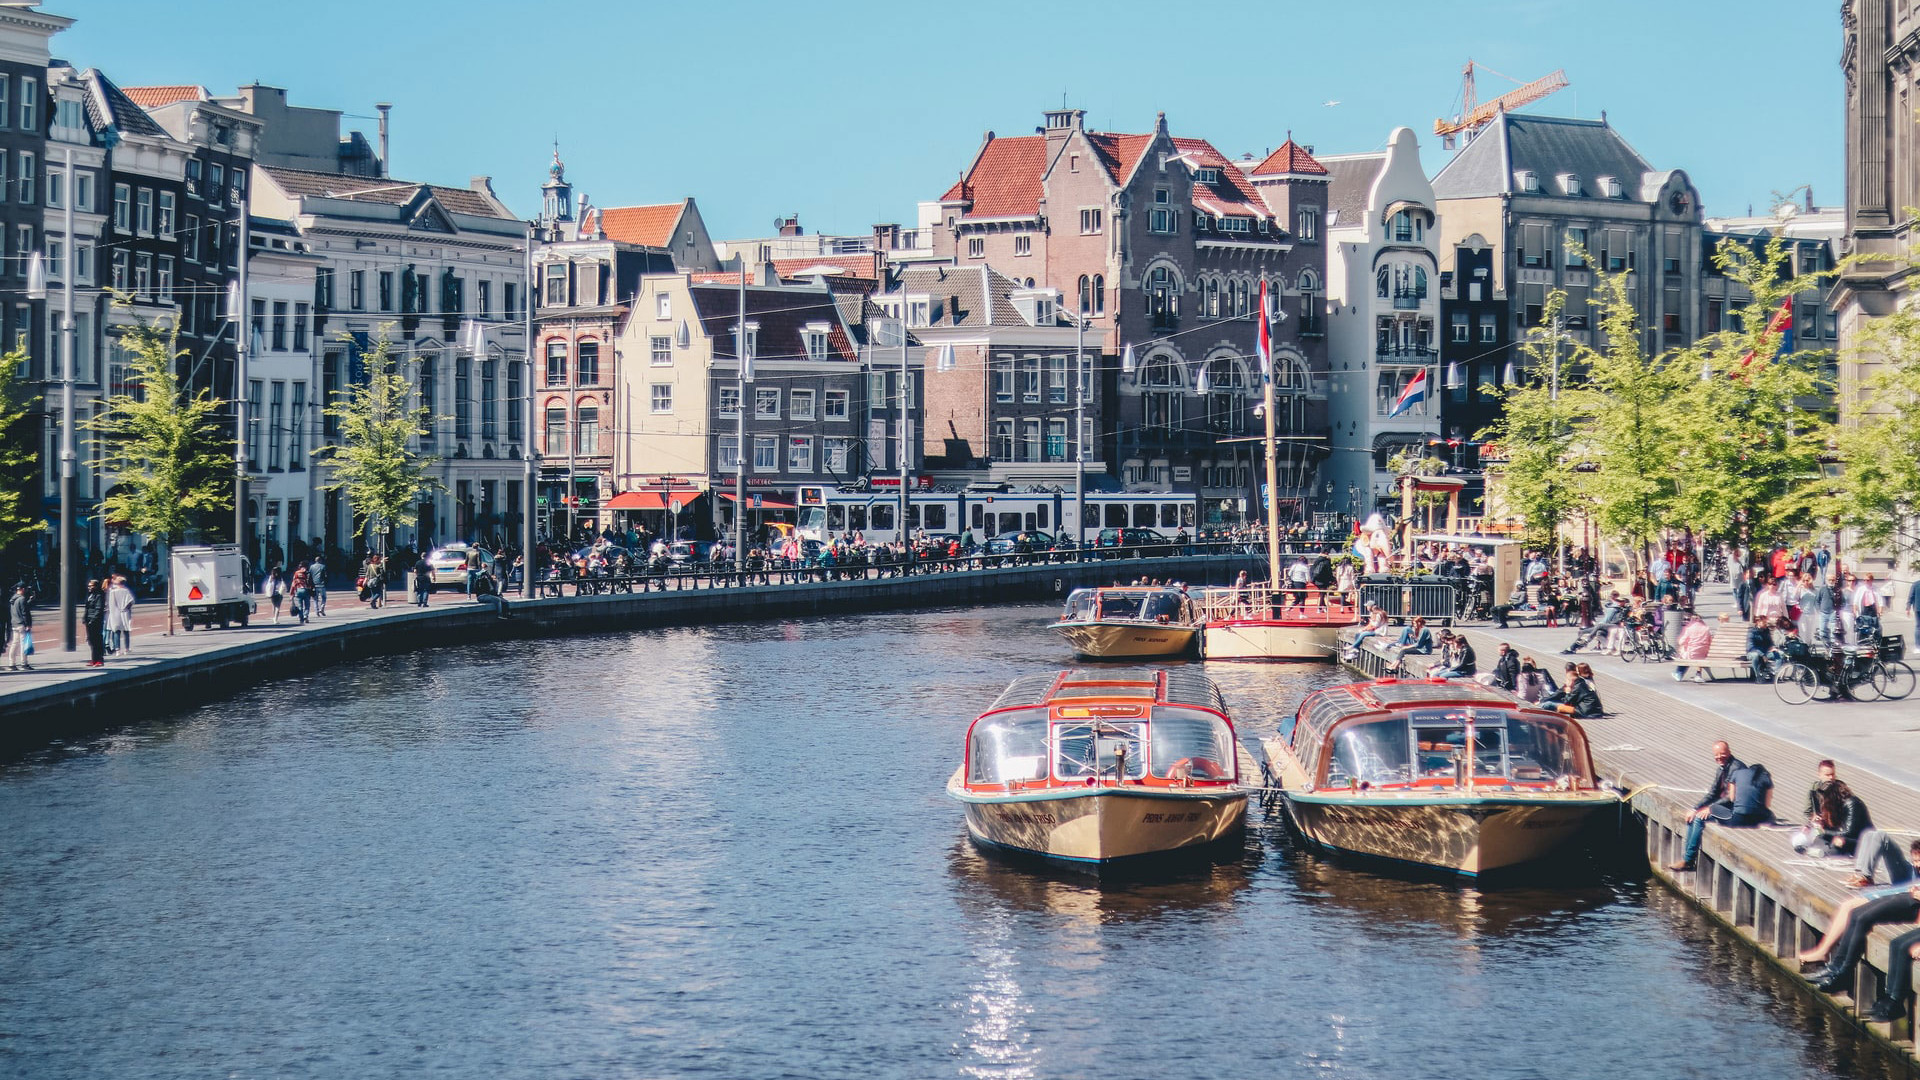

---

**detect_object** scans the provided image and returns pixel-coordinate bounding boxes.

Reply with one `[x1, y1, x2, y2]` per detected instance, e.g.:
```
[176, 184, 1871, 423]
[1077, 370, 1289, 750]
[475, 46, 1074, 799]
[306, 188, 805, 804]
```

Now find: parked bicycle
[1617, 620, 1675, 664]
[1774, 641, 1915, 705]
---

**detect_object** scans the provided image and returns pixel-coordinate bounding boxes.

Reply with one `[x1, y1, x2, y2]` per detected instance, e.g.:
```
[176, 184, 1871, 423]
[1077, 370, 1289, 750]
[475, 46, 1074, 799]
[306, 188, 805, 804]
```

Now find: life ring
[1165, 757, 1227, 782]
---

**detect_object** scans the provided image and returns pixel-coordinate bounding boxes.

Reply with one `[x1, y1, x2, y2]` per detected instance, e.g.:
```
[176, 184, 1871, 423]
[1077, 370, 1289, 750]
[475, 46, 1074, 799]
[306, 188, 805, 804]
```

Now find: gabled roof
[940, 135, 1048, 217]
[1086, 132, 1153, 186]
[1320, 153, 1386, 228]
[689, 284, 859, 364]
[82, 70, 166, 139]
[259, 165, 508, 218]
[599, 202, 685, 248]
[1250, 139, 1329, 178]
[894, 264, 1049, 328]
[771, 254, 875, 283]
[1171, 137, 1272, 220]
[1430, 113, 1655, 201]
[123, 85, 207, 108]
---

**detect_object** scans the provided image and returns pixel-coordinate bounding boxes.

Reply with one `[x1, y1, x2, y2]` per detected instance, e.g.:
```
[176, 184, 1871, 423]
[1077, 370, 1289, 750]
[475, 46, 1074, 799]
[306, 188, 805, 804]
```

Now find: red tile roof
[771, 254, 874, 281]
[939, 135, 1047, 217]
[123, 85, 207, 108]
[598, 202, 684, 248]
[1250, 139, 1329, 177]
[1087, 132, 1152, 185]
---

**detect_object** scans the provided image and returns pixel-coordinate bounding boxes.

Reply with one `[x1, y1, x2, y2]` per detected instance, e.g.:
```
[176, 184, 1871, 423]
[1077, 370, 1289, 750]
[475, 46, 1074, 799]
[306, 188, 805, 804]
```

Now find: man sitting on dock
[1669, 741, 1767, 872]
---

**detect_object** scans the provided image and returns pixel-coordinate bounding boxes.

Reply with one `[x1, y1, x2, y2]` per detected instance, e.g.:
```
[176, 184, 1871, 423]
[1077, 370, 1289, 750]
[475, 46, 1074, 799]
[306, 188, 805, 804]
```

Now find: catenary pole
[233, 189, 250, 569]
[898, 314, 908, 540]
[1074, 311, 1085, 549]
[521, 225, 536, 594]
[58, 145, 77, 651]
[734, 264, 747, 561]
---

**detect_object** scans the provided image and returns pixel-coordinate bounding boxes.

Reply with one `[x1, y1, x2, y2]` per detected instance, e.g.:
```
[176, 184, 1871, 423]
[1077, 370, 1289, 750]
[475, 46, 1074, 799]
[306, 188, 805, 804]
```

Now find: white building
[240, 216, 321, 567]
[250, 164, 529, 555]
[1321, 127, 1443, 512]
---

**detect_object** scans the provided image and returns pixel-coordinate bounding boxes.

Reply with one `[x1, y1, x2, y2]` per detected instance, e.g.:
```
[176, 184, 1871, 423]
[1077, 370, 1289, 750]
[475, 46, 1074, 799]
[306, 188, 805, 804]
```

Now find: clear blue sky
[57, 0, 1842, 239]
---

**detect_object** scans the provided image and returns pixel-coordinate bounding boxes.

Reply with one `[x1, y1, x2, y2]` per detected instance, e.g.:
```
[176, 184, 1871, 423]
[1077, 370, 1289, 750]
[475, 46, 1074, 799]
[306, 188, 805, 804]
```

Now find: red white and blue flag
[1388, 367, 1429, 417]
[1257, 278, 1271, 379]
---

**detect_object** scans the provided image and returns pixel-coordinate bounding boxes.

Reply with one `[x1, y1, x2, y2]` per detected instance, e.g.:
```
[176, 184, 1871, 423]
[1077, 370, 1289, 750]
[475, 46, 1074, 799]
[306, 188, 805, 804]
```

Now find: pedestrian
[106, 574, 135, 654]
[82, 578, 106, 667]
[1673, 612, 1713, 682]
[309, 555, 327, 617]
[413, 560, 432, 607]
[4, 582, 28, 670]
[290, 564, 311, 624]
[262, 566, 285, 624]
[1668, 741, 1770, 872]
[1477, 641, 1520, 690]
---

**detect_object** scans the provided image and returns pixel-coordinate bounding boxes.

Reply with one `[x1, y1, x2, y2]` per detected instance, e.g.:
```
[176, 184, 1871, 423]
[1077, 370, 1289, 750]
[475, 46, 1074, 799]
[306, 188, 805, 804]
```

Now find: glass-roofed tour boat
[1049, 586, 1200, 659]
[1264, 679, 1618, 876]
[949, 669, 1252, 866]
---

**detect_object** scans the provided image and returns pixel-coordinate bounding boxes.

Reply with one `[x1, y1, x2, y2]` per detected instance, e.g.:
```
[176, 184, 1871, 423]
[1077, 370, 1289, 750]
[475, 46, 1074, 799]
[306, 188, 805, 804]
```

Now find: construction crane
[1434, 61, 1569, 148]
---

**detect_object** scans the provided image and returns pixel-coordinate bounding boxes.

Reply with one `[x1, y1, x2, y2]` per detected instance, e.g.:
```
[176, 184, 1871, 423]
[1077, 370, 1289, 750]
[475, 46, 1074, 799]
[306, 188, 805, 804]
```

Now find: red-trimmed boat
[1263, 678, 1617, 875]
[948, 669, 1252, 865]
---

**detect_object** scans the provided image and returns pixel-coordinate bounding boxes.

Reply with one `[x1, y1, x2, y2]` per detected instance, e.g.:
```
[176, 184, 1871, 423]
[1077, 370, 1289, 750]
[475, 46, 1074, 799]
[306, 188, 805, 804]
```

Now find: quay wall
[1, 554, 1252, 751]
[1337, 629, 1920, 1065]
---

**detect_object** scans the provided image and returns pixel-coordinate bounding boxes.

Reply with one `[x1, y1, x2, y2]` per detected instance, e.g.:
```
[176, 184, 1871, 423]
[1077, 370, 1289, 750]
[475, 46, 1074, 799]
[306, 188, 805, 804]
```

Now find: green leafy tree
[1477, 292, 1582, 552]
[312, 326, 441, 551]
[0, 336, 42, 554]
[1670, 231, 1834, 547]
[1827, 303, 1920, 568]
[87, 311, 232, 544]
[1386, 448, 1452, 531]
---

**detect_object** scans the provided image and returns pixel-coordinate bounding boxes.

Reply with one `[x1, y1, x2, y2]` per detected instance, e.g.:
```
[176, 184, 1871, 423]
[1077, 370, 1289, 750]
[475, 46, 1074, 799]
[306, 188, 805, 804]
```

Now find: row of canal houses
[2, 1, 1846, 566]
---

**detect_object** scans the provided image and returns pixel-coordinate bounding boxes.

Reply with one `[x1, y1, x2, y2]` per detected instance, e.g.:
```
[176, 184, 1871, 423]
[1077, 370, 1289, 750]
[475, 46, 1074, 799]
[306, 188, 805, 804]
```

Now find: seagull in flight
[1322, 99, 1341, 107]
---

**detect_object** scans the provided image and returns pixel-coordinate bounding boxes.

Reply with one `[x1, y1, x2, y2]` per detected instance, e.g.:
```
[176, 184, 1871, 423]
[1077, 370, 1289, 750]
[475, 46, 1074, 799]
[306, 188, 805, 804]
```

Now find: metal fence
[1357, 580, 1462, 626]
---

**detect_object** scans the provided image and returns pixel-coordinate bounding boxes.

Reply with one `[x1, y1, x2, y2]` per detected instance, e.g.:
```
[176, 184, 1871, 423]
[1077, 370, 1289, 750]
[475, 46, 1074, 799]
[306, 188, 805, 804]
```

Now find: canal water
[0, 604, 1904, 1079]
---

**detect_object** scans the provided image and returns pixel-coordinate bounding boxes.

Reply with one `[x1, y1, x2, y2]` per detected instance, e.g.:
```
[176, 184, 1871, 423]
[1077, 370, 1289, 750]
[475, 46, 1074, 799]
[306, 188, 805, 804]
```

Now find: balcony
[1391, 289, 1426, 311]
[1376, 347, 1436, 366]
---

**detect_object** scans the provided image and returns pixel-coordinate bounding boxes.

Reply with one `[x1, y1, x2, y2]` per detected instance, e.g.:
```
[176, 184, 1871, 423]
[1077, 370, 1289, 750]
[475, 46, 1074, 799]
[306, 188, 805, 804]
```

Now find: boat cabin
[964, 670, 1239, 791]
[1283, 679, 1595, 792]
[1059, 587, 1192, 625]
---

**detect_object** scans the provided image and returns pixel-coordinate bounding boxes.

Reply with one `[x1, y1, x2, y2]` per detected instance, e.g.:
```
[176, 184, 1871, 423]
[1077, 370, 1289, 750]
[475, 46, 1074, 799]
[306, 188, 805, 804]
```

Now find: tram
[794, 485, 1196, 546]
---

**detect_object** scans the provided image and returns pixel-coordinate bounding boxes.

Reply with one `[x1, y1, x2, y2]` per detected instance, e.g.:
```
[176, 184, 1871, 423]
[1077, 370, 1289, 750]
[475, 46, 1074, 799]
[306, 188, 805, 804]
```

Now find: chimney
[756, 244, 777, 286]
[374, 102, 391, 178]
[1806, 187, 1815, 212]
[778, 214, 803, 237]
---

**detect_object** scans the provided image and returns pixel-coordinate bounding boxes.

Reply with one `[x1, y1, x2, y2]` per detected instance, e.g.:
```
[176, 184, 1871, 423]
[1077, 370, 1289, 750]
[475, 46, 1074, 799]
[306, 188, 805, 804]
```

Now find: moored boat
[948, 669, 1250, 865]
[1197, 583, 1356, 660]
[1264, 678, 1617, 875]
[1050, 586, 1200, 659]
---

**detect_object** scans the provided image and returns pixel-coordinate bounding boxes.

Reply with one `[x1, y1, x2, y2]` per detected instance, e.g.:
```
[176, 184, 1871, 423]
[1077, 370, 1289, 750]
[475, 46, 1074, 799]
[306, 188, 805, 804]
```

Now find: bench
[1494, 585, 1561, 628]
[1685, 634, 1756, 681]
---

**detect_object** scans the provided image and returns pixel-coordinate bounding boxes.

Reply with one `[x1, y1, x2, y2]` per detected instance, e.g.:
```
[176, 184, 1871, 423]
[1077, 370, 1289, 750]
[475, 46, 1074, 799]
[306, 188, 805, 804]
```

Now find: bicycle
[1774, 645, 1887, 705]
[1618, 621, 1674, 664]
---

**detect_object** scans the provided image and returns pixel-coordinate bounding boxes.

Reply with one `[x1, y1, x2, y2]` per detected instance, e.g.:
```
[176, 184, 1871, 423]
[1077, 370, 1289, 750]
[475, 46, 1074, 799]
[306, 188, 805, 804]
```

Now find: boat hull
[1051, 621, 1199, 659]
[1279, 791, 1614, 875]
[1201, 619, 1344, 661]
[948, 772, 1246, 863]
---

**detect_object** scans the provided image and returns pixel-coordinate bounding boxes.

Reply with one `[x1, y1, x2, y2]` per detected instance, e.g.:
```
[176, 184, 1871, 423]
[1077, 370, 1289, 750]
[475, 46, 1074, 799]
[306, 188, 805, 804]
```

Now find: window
[805, 329, 827, 360]
[135, 253, 152, 297]
[1479, 315, 1497, 343]
[717, 385, 740, 415]
[1602, 230, 1629, 273]
[1148, 265, 1177, 329]
[755, 387, 780, 418]
[967, 237, 984, 258]
[455, 357, 471, 440]
[1021, 357, 1041, 402]
[111, 249, 127, 290]
[824, 389, 849, 420]
[505, 282, 519, 319]
[753, 435, 778, 471]
[271, 301, 288, 350]
[185, 158, 200, 196]
[993, 419, 1013, 461]
[1451, 312, 1469, 342]
[506, 362, 522, 442]
[0, 79, 8, 129]
[656, 292, 670, 320]
[1013, 235, 1031, 257]
[18, 76, 34, 132]
[640, 382, 670, 415]
[1662, 254, 1681, 275]
[787, 437, 813, 473]
[290, 383, 306, 469]
[480, 359, 496, 440]
[46, 166, 62, 208]
[76, 172, 92, 212]
[546, 341, 567, 386]
[791, 388, 816, 419]
[544, 263, 567, 306]
[1391, 210, 1422, 243]
[477, 280, 491, 318]
[1150, 207, 1174, 233]
[1048, 354, 1068, 403]
[378, 271, 394, 311]
[1079, 208, 1103, 234]
[1021, 419, 1041, 462]
[135, 187, 152, 233]
[545, 406, 566, 455]
[208, 164, 224, 205]
[293, 303, 309, 351]
[182, 215, 200, 262]
[1297, 206, 1318, 241]
[349, 270, 365, 311]
[824, 436, 851, 472]
[10, 150, 30, 205]
[1046, 418, 1067, 461]
[719, 441, 741, 473]
[247, 380, 263, 468]
[1091, 274, 1105, 316]
[157, 257, 173, 301]
[1566, 227, 1588, 267]
[158, 191, 175, 238]
[75, 241, 92, 285]
[269, 381, 285, 470]
[636, 335, 665, 368]
[1520, 222, 1550, 268]
[907, 300, 929, 326]
[113, 183, 129, 231]
[577, 340, 599, 385]
[576, 405, 598, 455]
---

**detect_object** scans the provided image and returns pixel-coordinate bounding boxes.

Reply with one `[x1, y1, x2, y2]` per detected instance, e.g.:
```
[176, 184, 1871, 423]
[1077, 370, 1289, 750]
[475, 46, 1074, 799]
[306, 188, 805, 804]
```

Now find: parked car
[980, 531, 1056, 562]
[667, 541, 714, 567]
[1094, 528, 1168, 557]
[424, 544, 490, 588]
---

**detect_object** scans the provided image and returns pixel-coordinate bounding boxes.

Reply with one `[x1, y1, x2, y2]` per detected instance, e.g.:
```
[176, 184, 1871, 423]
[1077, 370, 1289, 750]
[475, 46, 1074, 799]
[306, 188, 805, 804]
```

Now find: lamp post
[1074, 308, 1086, 551]
[28, 157, 78, 651]
[521, 228, 536, 595]
[733, 265, 748, 562]
[233, 198, 251, 561]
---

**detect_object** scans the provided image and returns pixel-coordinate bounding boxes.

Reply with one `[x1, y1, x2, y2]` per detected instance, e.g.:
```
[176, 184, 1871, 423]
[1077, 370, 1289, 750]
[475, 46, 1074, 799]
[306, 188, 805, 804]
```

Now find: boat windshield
[1147, 707, 1236, 781]
[1326, 718, 1412, 787]
[1060, 589, 1185, 623]
[968, 707, 1049, 785]
[1324, 708, 1588, 788]
[1052, 720, 1148, 782]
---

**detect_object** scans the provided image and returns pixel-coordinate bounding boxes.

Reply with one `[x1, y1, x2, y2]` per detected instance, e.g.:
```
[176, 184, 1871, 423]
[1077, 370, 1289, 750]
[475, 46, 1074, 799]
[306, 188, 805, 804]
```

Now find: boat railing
[1194, 583, 1357, 624]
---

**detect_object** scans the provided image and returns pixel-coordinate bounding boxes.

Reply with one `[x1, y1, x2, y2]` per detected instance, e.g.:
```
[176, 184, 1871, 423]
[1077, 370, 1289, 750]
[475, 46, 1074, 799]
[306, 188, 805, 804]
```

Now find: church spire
[541, 140, 574, 225]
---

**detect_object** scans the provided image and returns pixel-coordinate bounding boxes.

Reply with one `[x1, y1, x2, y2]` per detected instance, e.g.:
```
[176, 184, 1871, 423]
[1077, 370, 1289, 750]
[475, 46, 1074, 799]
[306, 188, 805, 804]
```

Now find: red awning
[719, 493, 796, 509]
[606, 491, 700, 511]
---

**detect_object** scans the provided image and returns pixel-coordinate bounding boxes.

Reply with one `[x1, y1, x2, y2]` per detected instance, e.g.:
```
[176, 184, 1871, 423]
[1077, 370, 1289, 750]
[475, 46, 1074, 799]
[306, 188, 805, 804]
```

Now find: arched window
[577, 339, 600, 385]
[1077, 275, 1091, 315]
[1092, 274, 1105, 315]
[1148, 265, 1178, 328]
[1204, 354, 1250, 434]
[1204, 277, 1219, 319]
[1140, 354, 1183, 432]
[544, 405, 566, 455]
[545, 340, 568, 386]
[1414, 267, 1429, 299]
[1376, 266, 1390, 299]
[1299, 273, 1320, 333]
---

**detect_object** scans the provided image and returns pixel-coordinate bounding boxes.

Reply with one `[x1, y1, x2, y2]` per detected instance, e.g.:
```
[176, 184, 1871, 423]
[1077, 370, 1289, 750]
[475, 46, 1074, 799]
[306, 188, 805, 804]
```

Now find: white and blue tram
[794, 485, 1197, 546]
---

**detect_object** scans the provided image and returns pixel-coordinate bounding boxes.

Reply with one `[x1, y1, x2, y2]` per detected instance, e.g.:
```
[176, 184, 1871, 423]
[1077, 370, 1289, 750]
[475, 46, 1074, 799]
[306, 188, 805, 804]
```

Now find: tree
[1827, 302, 1920, 568]
[312, 326, 441, 551]
[1477, 293, 1582, 552]
[87, 309, 232, 545]
[0, 336, 42, 555]
[1385, 448, 1452, 531]
[1670, 231, 1834, 547]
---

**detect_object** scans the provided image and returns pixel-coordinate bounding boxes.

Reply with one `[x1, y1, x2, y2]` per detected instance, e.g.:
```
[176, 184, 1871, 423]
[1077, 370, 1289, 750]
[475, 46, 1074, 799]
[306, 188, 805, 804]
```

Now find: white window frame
[824, 389, 849, 421]
[655, 292, 671, 320]
[753, 434, 779, 472]
[790, 388, 816, 420]
[787, 436, 813, 473]
[754, 387, 781, 419]
[1079, 207, 1103, 235]
[717, 385, 740, 416]
[1013, 235, 1032, 257]
[650, 383, 672, 414]
[967, 237, 984, 258]
[650, 335, 672, 366]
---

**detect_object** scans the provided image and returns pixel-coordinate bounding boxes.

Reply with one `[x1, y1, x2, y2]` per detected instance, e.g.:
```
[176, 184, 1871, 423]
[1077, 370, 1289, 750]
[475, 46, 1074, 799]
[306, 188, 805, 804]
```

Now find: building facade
[926, 107, 1331, 523]
[1321, 127, 1443, 516]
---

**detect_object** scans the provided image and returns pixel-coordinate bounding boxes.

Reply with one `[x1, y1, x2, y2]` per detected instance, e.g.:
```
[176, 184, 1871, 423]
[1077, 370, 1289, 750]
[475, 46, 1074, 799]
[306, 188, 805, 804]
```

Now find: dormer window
[1220, 216, 1251, 234]
[804, 324, 829, 360]
[1035, 296, 1054, 323]
[1559, 173, 1582, 196]
[1196, 166, 1221, 185]
[907, 298, 930, 326]
[1599, 175, 1623, 198]
[1517, 170, 1540, 194]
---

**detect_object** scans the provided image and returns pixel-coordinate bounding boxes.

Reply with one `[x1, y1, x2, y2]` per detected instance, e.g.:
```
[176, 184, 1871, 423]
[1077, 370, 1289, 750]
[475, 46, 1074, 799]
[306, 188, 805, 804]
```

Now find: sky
[56, 0, 1843, 240]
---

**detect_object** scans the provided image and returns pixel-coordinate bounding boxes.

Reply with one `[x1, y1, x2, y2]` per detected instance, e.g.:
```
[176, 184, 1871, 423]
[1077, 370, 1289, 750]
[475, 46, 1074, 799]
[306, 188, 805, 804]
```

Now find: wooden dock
[1338, 625, 1920, 1066]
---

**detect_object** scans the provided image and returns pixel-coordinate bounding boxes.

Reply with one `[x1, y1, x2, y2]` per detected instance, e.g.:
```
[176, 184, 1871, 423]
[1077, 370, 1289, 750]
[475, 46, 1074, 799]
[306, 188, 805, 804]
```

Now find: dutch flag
[1388, 367, 1429, 417]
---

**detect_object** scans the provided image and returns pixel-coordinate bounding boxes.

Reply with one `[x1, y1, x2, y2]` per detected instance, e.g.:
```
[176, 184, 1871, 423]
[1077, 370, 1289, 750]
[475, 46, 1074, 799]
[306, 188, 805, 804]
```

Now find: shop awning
[719, 493, 795, 509]
[606, 491, 701, 511]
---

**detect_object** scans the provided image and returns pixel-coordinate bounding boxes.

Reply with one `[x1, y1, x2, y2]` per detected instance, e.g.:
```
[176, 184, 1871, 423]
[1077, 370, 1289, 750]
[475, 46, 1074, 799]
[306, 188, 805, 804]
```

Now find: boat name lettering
[1142, 811, 1206, 824]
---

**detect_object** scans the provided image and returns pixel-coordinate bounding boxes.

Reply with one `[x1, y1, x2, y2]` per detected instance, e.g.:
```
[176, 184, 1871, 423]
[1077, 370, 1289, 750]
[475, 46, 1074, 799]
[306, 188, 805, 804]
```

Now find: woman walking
[262, 566, 285, 625]
[106, 575, 135, 654]
[82, 579, 106, 667]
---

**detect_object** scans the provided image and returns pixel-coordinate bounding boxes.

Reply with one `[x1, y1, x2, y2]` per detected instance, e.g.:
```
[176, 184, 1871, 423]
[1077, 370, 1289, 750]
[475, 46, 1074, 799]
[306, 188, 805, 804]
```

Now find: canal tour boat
[1264, 678, 1618, 875]
[1195, 584, 1356, 661]
[948, 669, 1252, 866]
[1050, 586, 1200, 659]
